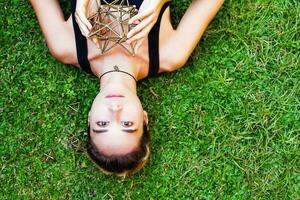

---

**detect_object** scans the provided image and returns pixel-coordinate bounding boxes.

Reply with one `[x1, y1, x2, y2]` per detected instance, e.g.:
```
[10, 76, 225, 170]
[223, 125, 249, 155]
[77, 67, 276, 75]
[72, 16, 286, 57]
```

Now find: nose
[109, 102, 122, 112]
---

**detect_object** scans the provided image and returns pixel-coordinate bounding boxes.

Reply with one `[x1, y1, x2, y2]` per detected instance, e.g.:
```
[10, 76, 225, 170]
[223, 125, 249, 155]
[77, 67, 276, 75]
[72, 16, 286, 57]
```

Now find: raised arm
[162, 0, 225, 71]
[29, 0, 77, 65]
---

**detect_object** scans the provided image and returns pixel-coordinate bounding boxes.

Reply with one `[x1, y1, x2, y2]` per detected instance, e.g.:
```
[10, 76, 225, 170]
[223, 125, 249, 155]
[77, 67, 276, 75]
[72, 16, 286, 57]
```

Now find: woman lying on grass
[30, 0, 224, 176]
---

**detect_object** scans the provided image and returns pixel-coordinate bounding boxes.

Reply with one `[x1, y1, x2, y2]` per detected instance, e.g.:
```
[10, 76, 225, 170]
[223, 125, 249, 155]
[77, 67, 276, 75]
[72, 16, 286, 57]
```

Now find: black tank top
[71, 0, 170, 78]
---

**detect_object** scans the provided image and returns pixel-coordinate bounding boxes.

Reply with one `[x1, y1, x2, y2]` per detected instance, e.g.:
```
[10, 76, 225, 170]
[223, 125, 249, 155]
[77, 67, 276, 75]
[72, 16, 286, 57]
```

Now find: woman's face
[88, 84, 148, 156]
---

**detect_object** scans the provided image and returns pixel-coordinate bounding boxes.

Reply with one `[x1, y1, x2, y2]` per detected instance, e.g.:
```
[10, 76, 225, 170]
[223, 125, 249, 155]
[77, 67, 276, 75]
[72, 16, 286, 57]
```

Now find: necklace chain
[99, 65, 137, 82]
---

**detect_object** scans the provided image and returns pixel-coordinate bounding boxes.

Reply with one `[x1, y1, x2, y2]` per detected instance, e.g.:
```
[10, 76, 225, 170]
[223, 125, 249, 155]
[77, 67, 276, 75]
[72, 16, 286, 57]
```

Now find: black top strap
[147, 1, 170, 78]
[71, 0, 169, 78]
[71, 0, 93, 75]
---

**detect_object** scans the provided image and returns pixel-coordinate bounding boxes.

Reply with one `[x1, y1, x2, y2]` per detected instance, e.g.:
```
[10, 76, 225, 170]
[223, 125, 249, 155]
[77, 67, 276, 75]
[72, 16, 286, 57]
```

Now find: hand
[75, 0, 93, 37]
[126, 0, 168, 46]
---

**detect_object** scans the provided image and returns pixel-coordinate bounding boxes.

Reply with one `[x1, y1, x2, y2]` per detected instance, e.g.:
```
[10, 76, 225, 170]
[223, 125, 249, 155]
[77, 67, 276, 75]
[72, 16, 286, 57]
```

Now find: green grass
[1, 0, 299, 199]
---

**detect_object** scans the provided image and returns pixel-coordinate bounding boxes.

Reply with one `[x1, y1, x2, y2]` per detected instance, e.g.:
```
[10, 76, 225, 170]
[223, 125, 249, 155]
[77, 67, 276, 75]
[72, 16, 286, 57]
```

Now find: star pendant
[88, 0, 139, 55]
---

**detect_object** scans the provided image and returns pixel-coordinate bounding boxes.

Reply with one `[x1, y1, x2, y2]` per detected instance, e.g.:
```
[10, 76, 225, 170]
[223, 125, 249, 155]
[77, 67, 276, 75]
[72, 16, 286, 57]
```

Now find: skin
[89, 70, 148, 155]
[29, 0, 224, 156]
[75, 0, 171, 51]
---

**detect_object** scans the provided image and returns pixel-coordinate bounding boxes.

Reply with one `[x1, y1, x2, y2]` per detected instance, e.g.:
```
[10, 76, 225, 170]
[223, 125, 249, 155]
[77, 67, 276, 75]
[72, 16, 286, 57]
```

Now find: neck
[99, 65, 137, 94]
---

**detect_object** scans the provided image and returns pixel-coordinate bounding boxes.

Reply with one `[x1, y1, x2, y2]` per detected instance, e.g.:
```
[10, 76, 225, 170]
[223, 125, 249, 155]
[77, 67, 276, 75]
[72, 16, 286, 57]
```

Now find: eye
[96, 121, 110, 127]
[121, 121, 134, 127]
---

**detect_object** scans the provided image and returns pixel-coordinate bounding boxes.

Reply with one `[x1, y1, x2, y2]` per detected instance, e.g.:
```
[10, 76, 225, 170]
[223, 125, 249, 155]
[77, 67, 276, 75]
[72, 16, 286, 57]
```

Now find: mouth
[106, 95, 125, 98]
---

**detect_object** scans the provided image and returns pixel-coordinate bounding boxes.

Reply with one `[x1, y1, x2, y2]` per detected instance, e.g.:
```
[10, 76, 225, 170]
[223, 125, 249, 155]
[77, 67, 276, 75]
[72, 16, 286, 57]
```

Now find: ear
[143, 111, 149, 126]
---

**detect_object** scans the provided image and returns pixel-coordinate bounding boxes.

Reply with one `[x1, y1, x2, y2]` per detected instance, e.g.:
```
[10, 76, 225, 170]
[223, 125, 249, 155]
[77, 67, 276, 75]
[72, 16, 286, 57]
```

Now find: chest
[85, 3, 174, 76]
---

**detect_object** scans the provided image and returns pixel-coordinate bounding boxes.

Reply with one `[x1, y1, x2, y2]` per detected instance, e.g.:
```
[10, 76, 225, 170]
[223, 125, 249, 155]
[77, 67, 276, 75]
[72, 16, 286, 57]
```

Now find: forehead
[91, 129, 142, 155]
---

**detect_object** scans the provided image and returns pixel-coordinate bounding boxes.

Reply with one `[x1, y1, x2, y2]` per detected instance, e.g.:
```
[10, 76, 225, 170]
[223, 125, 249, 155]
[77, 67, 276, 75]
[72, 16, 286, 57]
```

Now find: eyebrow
[122, 129, 138, 133]
[92, 129, 108, 133]
[92, 129, 137, 134]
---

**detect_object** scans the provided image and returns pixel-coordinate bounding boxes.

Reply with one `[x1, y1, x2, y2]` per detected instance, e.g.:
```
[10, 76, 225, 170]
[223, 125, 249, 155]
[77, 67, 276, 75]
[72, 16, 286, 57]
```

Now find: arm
[163, 0, 225, 71]
[29, 0, 76, 65]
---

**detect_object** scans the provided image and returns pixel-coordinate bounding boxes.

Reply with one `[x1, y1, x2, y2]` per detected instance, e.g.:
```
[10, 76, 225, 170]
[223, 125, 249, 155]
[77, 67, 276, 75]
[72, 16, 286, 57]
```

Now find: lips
[105, 95, 124, 98]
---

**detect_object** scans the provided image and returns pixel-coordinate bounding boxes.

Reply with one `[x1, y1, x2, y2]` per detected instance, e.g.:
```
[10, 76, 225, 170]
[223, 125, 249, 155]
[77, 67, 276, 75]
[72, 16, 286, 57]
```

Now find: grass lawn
[0, 0, 299, 199]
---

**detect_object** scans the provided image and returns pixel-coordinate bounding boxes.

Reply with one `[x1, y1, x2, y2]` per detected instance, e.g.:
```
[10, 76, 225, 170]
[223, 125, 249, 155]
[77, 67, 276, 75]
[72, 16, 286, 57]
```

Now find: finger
[78, 22, 89, 37]
[127, 15, 155, 38]
[128, 8, 154, 24]
[79, 9, 92, 30]
[134, 38, 145, 53]
[76, 14, 90, 36]
[127, 23, 153, 44]
[92, 37, 100, 49]
[79, 24, 89, 37]
[77, 10, 92, 30]
[75, 14, 87, 35]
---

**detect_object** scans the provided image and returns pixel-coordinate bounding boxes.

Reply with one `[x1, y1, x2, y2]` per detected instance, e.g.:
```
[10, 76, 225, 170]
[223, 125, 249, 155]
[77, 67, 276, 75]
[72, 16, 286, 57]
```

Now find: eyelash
[97, 121, 110, 127]
[121, 121, 134, 127]
[96, 121, 134, 127]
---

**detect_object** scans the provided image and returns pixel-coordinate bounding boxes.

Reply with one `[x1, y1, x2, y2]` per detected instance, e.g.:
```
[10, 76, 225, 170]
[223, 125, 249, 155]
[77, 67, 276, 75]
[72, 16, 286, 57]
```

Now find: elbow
[173, 52, 189, 70]
[175, 54, 189, 69]
[48, 44, 73, 64]
[218, 0, 225, 7]
[164, 52, 189, 72]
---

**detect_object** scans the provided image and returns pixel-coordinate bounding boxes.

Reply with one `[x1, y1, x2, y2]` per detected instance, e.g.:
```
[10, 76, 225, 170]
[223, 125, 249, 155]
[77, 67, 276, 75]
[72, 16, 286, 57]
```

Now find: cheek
[90, 104, 109, 120]
[124, 104, 143, 119]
